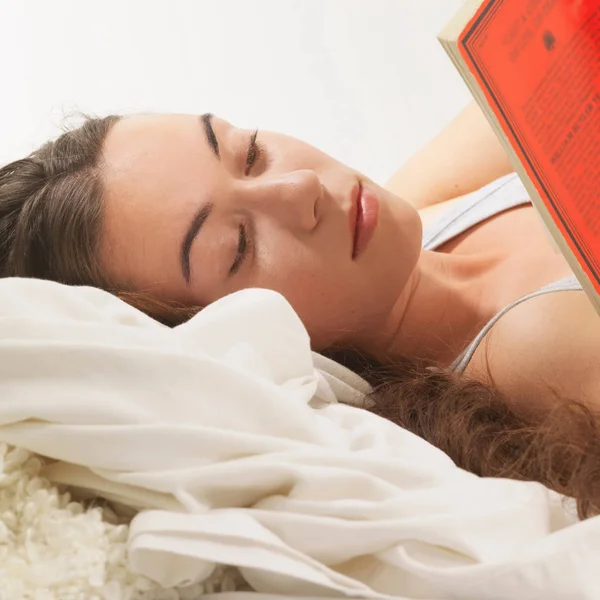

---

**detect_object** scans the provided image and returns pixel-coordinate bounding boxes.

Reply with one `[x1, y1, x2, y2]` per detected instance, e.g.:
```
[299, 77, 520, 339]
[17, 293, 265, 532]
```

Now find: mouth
[350, 181, 379, 260]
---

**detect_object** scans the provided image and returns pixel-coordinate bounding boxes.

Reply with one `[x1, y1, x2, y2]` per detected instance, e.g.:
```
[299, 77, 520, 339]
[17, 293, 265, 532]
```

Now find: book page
[458, 0, 600, 296]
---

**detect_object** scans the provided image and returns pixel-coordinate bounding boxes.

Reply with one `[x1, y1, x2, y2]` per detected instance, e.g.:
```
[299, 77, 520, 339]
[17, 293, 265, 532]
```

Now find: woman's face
[100, 114, 422, 350]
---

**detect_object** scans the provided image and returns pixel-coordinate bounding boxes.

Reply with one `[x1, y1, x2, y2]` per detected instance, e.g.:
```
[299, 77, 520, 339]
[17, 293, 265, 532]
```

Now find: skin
[100, 111, 600, 409]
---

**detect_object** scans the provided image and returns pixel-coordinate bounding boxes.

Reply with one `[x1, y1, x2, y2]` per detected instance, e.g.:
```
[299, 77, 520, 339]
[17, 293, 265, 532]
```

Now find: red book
[439, 0, 600, 313]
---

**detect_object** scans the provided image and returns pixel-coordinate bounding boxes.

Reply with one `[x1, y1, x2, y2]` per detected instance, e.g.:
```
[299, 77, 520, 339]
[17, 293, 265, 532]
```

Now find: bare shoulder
[464, 290, 600, 410]
[386, 101, 513, 210]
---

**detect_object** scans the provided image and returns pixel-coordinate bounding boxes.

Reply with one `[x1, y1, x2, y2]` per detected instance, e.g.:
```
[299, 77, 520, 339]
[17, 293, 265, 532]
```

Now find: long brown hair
[2, 116, 599, 519]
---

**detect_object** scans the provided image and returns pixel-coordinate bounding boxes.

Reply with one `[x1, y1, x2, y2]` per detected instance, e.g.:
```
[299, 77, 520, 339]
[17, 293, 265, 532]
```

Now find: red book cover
[457, 0, 600, 298]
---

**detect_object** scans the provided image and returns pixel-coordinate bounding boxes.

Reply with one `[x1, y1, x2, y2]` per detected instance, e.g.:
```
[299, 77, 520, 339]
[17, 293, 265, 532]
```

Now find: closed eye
[245, 130, 261, 175]
[229, 223, 250, 276]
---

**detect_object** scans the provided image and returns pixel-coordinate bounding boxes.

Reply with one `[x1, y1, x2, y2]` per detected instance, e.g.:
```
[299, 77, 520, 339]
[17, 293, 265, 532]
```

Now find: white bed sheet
[0, 278, 598, 599]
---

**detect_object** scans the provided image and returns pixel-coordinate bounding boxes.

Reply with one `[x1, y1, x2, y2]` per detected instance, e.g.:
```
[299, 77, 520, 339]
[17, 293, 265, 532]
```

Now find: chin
[374, 200, 422, 277]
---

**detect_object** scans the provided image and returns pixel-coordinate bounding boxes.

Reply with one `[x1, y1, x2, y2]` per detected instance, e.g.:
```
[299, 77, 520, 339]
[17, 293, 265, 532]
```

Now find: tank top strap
[422, 173, 531, 251]
[451, 275, 583, 374]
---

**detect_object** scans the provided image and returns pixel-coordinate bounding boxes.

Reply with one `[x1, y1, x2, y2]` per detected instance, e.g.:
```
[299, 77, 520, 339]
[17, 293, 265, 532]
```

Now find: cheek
[253, 241, 380, 348]
[281, 277, 361, 348]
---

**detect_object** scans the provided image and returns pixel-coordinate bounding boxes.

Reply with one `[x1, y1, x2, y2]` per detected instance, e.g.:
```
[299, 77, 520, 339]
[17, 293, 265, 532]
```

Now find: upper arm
[386, 100, 514, 210]
[465, 292, 600, 414]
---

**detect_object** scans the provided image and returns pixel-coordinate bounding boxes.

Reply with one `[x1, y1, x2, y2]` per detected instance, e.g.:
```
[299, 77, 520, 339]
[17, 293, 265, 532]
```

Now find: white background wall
[0, 0, 470, 184]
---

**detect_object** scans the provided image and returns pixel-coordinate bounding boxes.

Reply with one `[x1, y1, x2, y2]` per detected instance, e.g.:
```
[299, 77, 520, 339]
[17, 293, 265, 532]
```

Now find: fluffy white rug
[0, 443, 246, 599]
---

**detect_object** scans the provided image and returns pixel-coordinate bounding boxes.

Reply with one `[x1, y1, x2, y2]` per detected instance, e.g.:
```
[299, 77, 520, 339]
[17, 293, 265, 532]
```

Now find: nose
[239, 170, 321, 232]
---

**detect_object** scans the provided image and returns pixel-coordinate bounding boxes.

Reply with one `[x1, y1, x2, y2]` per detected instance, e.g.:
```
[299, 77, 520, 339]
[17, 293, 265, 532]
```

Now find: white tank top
[422, 173, 583, 373]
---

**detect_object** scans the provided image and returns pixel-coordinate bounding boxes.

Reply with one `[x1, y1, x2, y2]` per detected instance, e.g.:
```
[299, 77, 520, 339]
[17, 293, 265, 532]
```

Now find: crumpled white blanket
[0, 278, 599, 600]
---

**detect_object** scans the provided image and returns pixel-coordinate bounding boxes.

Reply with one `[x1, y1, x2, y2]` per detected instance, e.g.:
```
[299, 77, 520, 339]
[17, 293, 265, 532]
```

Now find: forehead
[99, 114, 216, 293]
[102, 113, 209, 203]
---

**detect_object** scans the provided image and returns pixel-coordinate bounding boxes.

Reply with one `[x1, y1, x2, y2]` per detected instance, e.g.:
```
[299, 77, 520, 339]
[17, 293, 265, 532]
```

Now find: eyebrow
[181, 202, 214, 283]
[201, 113, 220, 159]
[179, 115, 221, 283]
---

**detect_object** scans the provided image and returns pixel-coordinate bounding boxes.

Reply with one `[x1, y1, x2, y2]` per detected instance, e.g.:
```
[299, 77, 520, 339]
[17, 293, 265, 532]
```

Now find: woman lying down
[1, 101, 599, 518]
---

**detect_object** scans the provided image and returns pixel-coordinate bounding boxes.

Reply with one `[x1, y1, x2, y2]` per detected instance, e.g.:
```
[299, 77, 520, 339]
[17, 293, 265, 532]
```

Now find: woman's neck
[363, 249, 504, 367]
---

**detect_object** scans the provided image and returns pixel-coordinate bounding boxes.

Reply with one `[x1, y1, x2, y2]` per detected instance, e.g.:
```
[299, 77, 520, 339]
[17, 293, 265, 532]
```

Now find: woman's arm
[386, 100, 514, 209]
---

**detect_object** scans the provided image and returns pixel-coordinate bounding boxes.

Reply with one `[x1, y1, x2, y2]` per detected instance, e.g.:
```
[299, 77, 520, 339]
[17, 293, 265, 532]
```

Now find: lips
[350, 182, 379, 259]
